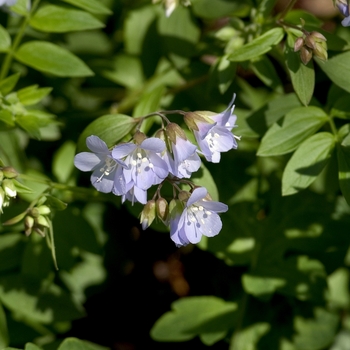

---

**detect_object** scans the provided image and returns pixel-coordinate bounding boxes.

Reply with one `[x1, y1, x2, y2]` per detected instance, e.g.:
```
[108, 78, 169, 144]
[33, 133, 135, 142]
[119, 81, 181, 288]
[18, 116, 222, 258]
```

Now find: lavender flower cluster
[74, 96, 239, 247]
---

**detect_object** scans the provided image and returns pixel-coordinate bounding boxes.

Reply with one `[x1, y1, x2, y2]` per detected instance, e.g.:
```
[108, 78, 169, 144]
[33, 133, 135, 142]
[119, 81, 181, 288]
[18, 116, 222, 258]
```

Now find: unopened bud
[294, 37, 304, 52]
[0, 170, 3, 183]
[140, 200, 156, 230]
[156, 198, 169, 223]
[300, 46, 313, 65]
[36, 215, 50, 228]
[25, 216, 35, 236]
[30, 207, 40, 218]
[178, 191, 190, 202]
[133, 131, 147, 145]
[168, 198, 184, 220]
[166, 123, 187, 144]
[2, 166, 18, 179]
[37, 205, 51, 215]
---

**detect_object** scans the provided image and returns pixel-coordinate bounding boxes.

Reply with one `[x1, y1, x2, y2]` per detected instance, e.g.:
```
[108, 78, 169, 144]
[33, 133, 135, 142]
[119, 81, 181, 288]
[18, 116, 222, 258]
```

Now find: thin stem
[0, 0, 41, 81]
[328, 116, 338, 139]
[277, 0, 298, 20]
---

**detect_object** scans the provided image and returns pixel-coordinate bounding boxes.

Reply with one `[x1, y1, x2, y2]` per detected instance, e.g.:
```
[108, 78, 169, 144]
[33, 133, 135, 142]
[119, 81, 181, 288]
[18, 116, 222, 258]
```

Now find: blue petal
[74, 152, 102, 171]
[342, 16, 350, 26]
[141, 138, 166, 153]
[86, 135, 109, 154]
[196, 211, 222, 237]
[201, 200, 228, 213]
[112, 143, 137, 159]
[187, 187, 207, 207]
[90, 170, 114, 193]
[173, 138, 197, 163]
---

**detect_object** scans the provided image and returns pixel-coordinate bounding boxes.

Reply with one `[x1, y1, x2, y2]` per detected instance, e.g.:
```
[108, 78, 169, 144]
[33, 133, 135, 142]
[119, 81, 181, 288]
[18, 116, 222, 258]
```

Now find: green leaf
[25, 343, 42, 350]
[0, 300, 9, 348]
[76, 114, 137, 152]
[246, 93, 301, 135]
[191, 0, 249, 19]
[250, 55, 283, 92]
[230, 323, 271, 350]
[316, 52, 350, 94]
[212, 55, 237, 94]
[61, 0, 112, 15]
[10, 0, 30, 16]
[45, 195, 68, 211]
[257, 106, 328, 156]
[242, 274, 287, 296]
[17, 85, 52, 106]
[30, 5, 104, 33]
[282, 132, 335, 196]
[0, 24, 11, 52]
[0, 274, 84, 324]
[151, 296, 237, 344]
[0, 73, 20, 95]
[58, 338, 108, 350]
[12, 179, 34, 194]
[15, 41, 94, 77]
[337, 143, 350, 206]
[15, 114, 43, 139]
[285, 34, 315, 106]
[0, 110, 15, 129]
[228, 28, 284, 62]
[52, 141, 76, 183]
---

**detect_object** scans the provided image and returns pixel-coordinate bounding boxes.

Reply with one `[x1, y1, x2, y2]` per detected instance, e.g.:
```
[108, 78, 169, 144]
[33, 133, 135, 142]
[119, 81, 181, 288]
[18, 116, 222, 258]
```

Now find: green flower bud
[178, 190, 190, 202]
[24, 216, 35, 236]
[37, 205, 51, 215]
[2, 166, 18, 179]
[140, 200, 156, 230]
[2, 179, 16, 198]
[36, 215, 50, 228]
[30, 207, 40, 218]
[0, 170, 3, 183]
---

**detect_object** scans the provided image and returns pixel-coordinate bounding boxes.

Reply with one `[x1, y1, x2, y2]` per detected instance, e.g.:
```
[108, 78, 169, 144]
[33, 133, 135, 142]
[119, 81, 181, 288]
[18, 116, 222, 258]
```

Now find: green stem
[19, 173, 99, 196]
[328, 116, 338, 139]
[277, 0, 298, 20]
[0, 0, 41, 81]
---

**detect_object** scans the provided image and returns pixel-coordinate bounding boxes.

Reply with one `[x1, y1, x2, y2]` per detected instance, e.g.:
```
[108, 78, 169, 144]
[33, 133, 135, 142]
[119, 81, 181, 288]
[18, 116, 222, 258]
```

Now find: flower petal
[86, 135, 109, 154]
[141, 138, 166, 153]
[74, 152, 102, 171]
[187, 187, 207, 207]
[112, 143, 137, 159]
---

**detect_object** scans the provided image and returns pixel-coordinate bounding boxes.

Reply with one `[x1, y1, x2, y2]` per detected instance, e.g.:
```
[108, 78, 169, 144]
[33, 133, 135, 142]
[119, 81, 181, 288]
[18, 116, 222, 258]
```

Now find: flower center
[186, 204, 212, 230]
[205, 131, 220, 150]
[131, 150, 154, 174]
[97, 157, 117, 182]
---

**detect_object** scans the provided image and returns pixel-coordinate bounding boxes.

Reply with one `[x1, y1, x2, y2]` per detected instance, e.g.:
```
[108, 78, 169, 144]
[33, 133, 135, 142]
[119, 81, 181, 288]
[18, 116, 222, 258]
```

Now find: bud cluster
[24, 204, 51, 237]
[294, 31, 328, 65]
[74, 95, 240, 247]
[0, 166, 18, 213]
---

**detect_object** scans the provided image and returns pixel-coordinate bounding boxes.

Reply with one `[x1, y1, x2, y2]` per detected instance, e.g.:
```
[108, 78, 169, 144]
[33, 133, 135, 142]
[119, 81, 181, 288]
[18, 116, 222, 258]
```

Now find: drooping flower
[112, 132, 169, 199]
[184, 95, 239, 163]
[169, 187, 228, 247]
[160, 123, 201, 179]
[74, 135, 126, 193]
[337, 0, 350, 26]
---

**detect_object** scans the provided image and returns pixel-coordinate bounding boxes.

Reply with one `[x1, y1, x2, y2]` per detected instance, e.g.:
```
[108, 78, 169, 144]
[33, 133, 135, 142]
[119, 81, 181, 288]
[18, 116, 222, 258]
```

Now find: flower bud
[2, 166, 18, 179]
[178, 190, 190, 202]
[166, 123, 187, 144]
[0, 170, 3, 183]
[184, 112, 214, 132]
[168, 198, 184, 220]
[140, 200, 156, 230]
[24, 215, 35, 236]
[294, 37, 304, 52]
[156, 197, 169, 223]
[300, 46, 313, 65]
[36, 215, 50, 228]
[37, 205, 51, 215]
[30, 207, 40, 218]
[2, 179, 16, 198]
[133, 131, 147, 145]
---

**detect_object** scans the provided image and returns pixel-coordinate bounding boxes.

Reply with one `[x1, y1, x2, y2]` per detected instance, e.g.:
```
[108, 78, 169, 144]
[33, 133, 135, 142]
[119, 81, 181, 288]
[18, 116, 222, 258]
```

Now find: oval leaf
[282, 132, 335, 196]
[61, 0, 112, 15]
[15, 41, 94, 77]
[228, 28, 284, 62]
[0, 24, 11, 52]
[257, 106, 328, 156]
[77, 114, 138, 152]
[285, 34, 315, 106]
[30, 5, 104, 33]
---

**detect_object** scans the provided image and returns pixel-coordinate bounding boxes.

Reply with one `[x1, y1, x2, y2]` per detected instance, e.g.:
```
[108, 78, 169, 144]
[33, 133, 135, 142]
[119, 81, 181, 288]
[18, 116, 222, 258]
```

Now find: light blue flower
[337, 0, 350, 26]
[74, 135, 126, 193]
[185, 94, 239, 163]
[112, 137, 168, 192]
[162, 124, 201, 178]
[170, 187, 228, 247]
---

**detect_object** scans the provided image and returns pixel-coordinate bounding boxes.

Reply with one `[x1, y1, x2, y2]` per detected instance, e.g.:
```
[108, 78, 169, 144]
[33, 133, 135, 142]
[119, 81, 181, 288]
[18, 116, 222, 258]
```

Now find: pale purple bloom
[121, 181, 147, 205]
[170, 187, 228, 247]
[337, 0, 350, 26]
[191, 94, 239, 163]
[164, 136, 201, 178]
[112, 137, 168, 191]
[74, 135, 125, 193]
